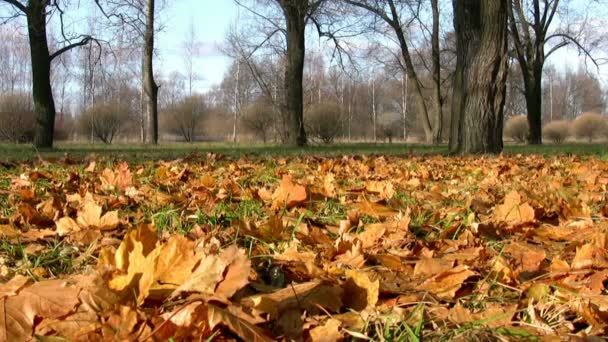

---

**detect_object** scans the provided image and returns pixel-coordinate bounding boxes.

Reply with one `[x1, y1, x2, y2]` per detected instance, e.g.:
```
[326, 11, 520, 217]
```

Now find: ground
[0, 143, 607, 340]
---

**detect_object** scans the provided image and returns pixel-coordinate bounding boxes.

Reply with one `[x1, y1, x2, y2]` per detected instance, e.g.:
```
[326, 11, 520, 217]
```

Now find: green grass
[1, 141, 606, 163]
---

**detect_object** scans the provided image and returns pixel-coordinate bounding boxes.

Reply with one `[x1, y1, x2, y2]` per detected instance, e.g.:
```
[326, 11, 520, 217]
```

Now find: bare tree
[182, 19, 199, 96]
[0, 0, 94, 148]
[507, 0, 607, 144]
[94, 0, 162, 145]
[345, 0, 443, 144]
[162, 95, 206, 142]
[234, 0, 343, 146]
[450, 0, 509, 154]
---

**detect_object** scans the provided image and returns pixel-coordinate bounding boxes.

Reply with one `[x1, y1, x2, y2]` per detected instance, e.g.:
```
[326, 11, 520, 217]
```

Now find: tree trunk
[282, 1, 307, 146]
[392, 19, 433, 144]
[143, 0, 159, 145]
[27, 2, 56, 148]
[524, 65, 543, 144]
[449, 0, 509, 154]
[430, 0, 443, 144]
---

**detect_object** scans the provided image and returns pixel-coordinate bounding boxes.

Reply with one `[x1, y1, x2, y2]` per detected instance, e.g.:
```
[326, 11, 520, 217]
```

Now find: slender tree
[450, 0, 509, 154]
[0, 0, 93, 148]
[345, 0, 443, 144]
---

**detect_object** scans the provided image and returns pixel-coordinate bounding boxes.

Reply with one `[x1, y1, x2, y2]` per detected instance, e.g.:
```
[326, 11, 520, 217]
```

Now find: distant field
[0, 142, 607, 162]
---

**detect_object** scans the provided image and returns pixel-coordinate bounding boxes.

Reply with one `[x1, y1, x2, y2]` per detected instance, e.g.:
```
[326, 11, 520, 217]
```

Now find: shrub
[543, 120, 571, 144]
[0, 94, 35, 143]
[79, 101, 129, 144]
[162, 95, 206, 142]
[242, 99, 275, 143]
[504, 115, 529, 143]
[305, 102, 343, 144]
[573, 112, 607, 143]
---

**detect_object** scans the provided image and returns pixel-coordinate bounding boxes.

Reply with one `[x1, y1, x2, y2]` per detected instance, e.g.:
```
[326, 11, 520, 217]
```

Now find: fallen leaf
[571, 243, 608, 270]
[416, 265, 476, 299]
[100, 162, 133, 191]
[1, 279, 81, 341]
[494, 191, 535, 224]
[208, 304, 274, 342]
[309, 318, 343, 342]
[271, 175, 307, 209]
[343, 270, 379, 311]
[0, 275, 29, 299]
[248, 281, 343, 319]
[215, 246, 251, 299]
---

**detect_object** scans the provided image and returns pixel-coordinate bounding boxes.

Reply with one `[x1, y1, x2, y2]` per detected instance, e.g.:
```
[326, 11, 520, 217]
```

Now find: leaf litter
[0, 153, 608, 340]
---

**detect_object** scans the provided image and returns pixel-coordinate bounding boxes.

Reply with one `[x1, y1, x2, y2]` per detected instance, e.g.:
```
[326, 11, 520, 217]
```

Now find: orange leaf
[271, 175, 307, 209]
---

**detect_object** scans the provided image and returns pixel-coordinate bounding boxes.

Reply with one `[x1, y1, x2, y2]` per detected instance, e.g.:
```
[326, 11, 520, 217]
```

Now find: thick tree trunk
[27, 3, 56, 148]
[143, 0, 159, 145]
[524, 66, 544, 144]
[282, 1, 307, 146]
[449, 0, 509, 154]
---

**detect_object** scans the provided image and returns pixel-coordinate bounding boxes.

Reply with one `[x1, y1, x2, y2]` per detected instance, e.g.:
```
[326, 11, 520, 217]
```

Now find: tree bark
[281, 0, 308, 146]
[143, 0, 159, 145]
[27, 2, 56, 148]
[430, 0, 442, 144]
[449, 0, 509, 154]
[523, 65, 544, 144]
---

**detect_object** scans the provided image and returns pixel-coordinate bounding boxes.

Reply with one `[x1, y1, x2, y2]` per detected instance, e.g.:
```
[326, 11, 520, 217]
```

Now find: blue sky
[156, 0, 607, 93]
[157, 0, 238, 92]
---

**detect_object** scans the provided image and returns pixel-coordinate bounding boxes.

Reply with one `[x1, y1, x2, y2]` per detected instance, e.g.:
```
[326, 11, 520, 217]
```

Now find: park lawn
[0, 145, 607, 340]
[1, 141, 607, 162]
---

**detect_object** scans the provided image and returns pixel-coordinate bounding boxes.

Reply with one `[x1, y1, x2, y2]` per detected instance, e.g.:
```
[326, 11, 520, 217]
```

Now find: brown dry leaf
[215, 246, 251, 299]
[0, 224, 19, 240]
[343, 270, 379, 311]
[322, 173, 337, 198]
[170, 252, 229, 299]
[571, 243, 608, 270]
[100, 162, 133, 191]
[208, 304, 274, 342]
[354, 199, 397, 218]
[274, 244, 317, 263]
[152, 235, 199, 293]
[0, 275, 29, 299]
[112, 223, 158, 272]
[504, 242, 547, 273]
[0, 279, 81, 341]
[416, 265, 476, 299]
[334, 241, 366, 269]
[109, 239, 161, 304]
[357, 223, 386, 249]
[494, 190, 535, 224]
[36, 310, 100, 341]
[309, 318, 343, 342]
[55, 216, 82, 236]
[365, 180, 395, 200]
[448, 303, 517, 328]
[413, 258, 455, 279]
[103, 305, 140, 340]
[56, 201, 120, 235]
[248, 281, 343, 319]
[271, 175, 307, 209]
[77, 201, 120, 231]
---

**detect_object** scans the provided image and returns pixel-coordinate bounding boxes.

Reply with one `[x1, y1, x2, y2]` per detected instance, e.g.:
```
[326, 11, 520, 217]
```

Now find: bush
[79, 101, 129, 144]
[573, 112, 607, 142]
[242, 99, 275, 143]
[504, 115, 529, 143]
[305, 102, 343, 144]
[162, 96, 206, 142]
[543, 120, 571, 144]
[0, 94, 35, 143]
